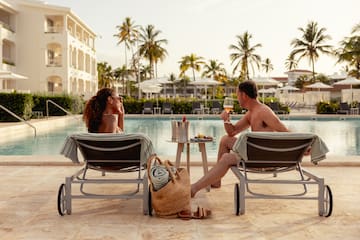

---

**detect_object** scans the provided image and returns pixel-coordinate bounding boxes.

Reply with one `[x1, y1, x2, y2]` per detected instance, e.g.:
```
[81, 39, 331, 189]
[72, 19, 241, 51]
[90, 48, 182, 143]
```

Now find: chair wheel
[323, 185, 333, 217]
[234, 183, 240, 216]
[148, 185, 153, 216]
[57, 183, 67, 216]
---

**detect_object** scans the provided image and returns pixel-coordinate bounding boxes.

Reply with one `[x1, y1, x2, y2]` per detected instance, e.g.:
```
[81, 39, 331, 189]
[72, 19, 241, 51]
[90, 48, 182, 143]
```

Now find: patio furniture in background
[162, 102, 173, 114]
[192, 102, 202, 114]
[337, 102, 350, 114]
[142, 101, 154, 114]
[210, 101, 222, 114]
[269, 102, 286, 114]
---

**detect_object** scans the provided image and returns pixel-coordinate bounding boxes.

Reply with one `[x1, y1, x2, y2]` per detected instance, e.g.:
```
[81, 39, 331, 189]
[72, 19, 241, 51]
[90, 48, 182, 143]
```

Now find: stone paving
[0, 155, 359, 240]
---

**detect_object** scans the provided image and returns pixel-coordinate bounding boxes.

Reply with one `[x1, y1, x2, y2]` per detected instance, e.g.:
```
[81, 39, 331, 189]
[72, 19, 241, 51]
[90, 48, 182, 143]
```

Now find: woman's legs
[191, 152, 238, 197]
[211, 135, 237, 188]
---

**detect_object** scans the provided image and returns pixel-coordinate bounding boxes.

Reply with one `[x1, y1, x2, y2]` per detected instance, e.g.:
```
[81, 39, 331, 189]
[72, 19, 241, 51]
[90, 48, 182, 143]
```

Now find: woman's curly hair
[83, 88, 114, 133]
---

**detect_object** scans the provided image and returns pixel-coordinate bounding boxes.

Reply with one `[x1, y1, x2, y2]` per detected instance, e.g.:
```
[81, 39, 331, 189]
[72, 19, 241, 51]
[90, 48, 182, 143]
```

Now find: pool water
[0, 118, 360, 156]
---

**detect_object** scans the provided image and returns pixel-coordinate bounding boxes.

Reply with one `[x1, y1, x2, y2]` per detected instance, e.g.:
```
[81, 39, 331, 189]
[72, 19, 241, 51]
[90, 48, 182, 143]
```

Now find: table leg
[186, 143, 190, 175]
[199, 143, 210, 192]
[175, 143, 184, 168]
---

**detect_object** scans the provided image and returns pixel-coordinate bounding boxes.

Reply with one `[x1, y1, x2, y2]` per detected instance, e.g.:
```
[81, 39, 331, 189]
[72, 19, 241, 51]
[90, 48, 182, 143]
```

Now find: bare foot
[211, 181, 221, 188]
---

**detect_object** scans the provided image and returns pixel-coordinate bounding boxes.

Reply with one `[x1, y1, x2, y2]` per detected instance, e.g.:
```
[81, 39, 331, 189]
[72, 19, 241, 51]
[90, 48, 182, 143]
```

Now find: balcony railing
[0, 21, 15, 32]
[45, 26, 63, 33]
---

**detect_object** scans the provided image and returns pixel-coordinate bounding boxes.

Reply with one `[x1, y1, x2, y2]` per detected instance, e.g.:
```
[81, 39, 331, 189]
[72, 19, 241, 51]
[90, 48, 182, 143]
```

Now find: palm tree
[336, 23, 360, 78]
[352, 22, 360, 34]
[138, 25, 168, 78]
[201, 59, 226, 99]
[97, 62, 114, 88]
[229, 31, 262, 80]
[290, 21, 333, 81]
[285, 54, 298, 71]
[113, 65, 133, 95]
[337, 36, 360, 78]
[202, 59, 226, 81]
[262, 58, 273, 75]
[140, 64, 152, 80]
[179, 53, 205, 81]
[114, 17, 139, 68]
[179, 54, 205, 98]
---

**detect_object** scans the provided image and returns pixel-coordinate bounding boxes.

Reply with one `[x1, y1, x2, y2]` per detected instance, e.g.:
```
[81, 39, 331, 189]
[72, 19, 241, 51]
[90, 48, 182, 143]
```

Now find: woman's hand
[114, 97, 124, 115]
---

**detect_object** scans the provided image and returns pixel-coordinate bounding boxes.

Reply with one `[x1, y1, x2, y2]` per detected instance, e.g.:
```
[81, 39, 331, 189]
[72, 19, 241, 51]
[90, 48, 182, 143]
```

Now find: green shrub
[0, 93, 33, 121]
[316, 102, 337, 114]
[32, 93, 84, 116]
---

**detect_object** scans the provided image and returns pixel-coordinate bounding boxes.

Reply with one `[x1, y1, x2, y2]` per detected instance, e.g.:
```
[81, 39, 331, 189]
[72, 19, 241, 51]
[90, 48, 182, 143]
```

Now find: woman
[83, 88, 124, 133]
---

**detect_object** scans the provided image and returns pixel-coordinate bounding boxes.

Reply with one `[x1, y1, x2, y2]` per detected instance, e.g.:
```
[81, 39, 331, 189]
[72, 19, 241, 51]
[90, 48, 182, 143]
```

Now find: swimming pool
[0, 116, 360, 156]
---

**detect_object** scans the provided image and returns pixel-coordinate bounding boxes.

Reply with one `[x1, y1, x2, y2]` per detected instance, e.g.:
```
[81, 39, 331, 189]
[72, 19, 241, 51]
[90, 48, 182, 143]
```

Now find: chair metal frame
[57, 136, 151, 216]
[231, 133, 332, 217]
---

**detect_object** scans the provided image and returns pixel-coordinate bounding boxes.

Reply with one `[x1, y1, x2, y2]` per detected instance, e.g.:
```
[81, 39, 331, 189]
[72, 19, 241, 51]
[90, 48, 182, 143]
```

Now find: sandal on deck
[177, 210, 192, 220]
[191, 206, 212, 219]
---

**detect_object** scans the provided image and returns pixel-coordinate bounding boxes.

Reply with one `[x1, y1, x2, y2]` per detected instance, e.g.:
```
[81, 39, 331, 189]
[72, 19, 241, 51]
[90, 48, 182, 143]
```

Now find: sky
[43, 0, 360, 78]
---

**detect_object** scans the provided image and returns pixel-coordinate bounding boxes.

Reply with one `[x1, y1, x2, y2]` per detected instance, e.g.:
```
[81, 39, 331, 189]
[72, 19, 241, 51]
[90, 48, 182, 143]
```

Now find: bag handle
[147, 154, 163, 181]
[164, 160, 181, 183]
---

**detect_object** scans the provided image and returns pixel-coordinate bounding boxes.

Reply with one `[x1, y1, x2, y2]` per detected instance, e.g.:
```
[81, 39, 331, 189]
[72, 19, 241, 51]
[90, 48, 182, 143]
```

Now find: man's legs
[191, 152, 238, 197]
[211, 135, 237, 188]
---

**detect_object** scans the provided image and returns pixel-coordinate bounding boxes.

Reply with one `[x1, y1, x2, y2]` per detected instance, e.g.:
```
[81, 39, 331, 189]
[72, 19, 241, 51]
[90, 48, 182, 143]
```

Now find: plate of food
[190, 134, 214, 142]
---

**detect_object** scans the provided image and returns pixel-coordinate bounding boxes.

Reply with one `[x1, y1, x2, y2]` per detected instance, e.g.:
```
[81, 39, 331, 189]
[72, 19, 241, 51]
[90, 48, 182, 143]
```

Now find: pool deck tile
[0, 160, 359, 240]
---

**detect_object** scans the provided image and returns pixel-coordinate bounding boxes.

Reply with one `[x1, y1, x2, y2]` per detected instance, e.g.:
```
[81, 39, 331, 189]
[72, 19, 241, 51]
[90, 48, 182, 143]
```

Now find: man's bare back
[245, 103, 285, 131]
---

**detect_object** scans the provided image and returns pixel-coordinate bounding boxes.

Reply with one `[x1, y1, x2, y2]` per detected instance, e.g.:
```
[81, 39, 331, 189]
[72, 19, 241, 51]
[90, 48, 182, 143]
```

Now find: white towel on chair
[232, 132, 329, 164]
[60, 132, 155, 165]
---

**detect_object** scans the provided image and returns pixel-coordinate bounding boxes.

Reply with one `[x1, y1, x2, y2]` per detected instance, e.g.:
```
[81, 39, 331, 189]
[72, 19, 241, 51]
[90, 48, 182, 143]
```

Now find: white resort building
[0, 0, 98, 98]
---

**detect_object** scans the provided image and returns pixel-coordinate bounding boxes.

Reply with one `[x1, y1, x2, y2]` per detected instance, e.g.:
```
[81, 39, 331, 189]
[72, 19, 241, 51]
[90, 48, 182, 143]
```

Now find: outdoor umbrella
[251, 77, 280, 101]
[140, 84, 163, 106]
[278, 85, 300, 92]
[139, 77, 173, 96]
[0, 71, 28, 90]
[333, 77, 360, 103]
[305, 82, 332, 102]
[188, 77, 222, 105]
[305, 82, 332, 90]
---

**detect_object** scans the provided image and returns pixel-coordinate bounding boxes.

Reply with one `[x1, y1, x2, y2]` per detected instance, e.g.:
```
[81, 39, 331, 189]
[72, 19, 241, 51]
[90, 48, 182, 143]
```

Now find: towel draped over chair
[60, 132, 154, 165]
[232, 132, 329, 164]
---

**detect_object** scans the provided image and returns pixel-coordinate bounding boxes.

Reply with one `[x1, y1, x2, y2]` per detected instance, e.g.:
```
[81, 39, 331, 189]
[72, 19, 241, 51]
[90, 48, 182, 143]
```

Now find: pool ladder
[46, 100, 73, 118]
[0, 104, 37, 137]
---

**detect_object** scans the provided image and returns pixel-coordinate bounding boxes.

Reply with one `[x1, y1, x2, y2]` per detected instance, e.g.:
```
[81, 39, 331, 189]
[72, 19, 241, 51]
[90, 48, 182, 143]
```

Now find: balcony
[45, 26, 63, 34]
[46, 59, 62, 67]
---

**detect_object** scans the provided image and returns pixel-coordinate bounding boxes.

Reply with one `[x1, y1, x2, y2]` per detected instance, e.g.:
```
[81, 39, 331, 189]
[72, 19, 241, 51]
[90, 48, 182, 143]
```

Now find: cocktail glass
[223, 97, 234, 113]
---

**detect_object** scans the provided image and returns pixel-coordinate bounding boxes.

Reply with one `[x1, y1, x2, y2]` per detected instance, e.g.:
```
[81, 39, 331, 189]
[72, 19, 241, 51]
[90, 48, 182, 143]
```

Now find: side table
[171, 139, 213, 191]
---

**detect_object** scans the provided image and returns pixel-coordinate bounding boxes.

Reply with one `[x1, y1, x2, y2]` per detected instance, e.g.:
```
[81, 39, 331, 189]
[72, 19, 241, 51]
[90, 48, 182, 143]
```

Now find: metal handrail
[46, 100, 73, 118]
[0, 104, 37, 137]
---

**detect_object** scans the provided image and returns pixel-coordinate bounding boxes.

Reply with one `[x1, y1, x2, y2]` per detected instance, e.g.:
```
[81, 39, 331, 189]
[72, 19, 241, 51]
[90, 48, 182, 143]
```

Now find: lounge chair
[58, 133, 155, 216]
[142, 101, 154, 114]
[231, 132, 333, 217]
[162, 102, 173, 114]
[337, 102, 350, 114]
[210, 101, 222, 114]
[269, 102, 286, 114]
[192, 102, 202, 114]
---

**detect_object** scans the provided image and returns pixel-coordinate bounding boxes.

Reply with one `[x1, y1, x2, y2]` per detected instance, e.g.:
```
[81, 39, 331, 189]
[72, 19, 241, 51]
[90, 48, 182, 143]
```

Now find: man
[191, 80, 289, 197]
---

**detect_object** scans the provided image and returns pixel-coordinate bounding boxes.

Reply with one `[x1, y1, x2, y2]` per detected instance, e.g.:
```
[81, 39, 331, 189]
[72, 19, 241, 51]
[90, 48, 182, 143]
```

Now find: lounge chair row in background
[142, 101, 223, 115]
